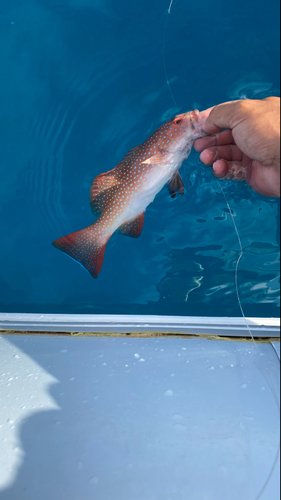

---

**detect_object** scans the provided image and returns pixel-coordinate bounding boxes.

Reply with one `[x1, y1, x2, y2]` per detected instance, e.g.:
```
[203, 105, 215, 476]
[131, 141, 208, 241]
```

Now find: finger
[212, 159, 248, 182]
[203, 100, 242, 135]
[198, 107, 214, 120]
[194, 129, 234, 152]
[199, 145, 243, 166]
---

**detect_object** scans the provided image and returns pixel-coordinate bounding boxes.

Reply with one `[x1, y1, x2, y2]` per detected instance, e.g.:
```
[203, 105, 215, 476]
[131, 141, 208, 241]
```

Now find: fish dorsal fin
[168, 171, 185, 198]
[123, 145, 142, 161]
[118, 212, 145, 238]
[90, 170, 119, 215]
[115, 145, 142, 169]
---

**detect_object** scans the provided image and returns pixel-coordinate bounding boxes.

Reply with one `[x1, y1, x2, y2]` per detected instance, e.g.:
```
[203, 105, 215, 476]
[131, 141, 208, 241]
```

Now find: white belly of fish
[122, 158, 182, 224]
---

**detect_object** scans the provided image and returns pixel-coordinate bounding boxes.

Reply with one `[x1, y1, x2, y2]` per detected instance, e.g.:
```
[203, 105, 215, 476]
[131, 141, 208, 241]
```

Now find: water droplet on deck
[219, 465, 228, 477]
[173, 423, 187, 431]
[164, 390, 173, 397]
[134, 353, 140, 359]
[241, 384, 247, 389]
[69, 377, 75, 382]
[60, 349, 68, 354]
[244, 415, 254, 421]
[139, 358, 145, 363]
[13, 355, 20, 359]
[173, 414, 184, 422]
[89, 476, 98, 485]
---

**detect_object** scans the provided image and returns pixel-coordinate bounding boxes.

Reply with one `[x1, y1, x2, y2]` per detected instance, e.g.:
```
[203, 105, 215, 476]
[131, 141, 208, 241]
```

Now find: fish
[53, 109, 207, 278]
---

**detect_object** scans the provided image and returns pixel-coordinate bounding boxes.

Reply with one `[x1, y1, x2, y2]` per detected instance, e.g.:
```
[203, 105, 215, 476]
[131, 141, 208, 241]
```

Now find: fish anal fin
[168, 171, 185, 198]
[119, 212, 145, 238]
[53, 225, 110, 279]
[142, 154, 164, 165]
[90, 171, 119, 215]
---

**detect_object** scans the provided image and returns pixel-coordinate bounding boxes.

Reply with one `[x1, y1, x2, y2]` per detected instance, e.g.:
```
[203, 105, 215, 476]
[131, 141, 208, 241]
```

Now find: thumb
[203, 100, 242, 134]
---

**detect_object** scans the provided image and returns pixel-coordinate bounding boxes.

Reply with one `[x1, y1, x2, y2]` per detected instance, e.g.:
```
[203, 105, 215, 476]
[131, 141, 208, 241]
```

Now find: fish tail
[52, 224, 110, 279]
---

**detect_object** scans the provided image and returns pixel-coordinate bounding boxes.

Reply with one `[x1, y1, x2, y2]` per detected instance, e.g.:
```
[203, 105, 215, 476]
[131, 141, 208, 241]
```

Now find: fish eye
[174, 118, 183, 126]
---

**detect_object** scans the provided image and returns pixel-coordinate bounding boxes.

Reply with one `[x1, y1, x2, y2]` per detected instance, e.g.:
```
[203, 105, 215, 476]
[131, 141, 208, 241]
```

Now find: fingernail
[213, 160, 225, 179]
[211, 149, 220, 162]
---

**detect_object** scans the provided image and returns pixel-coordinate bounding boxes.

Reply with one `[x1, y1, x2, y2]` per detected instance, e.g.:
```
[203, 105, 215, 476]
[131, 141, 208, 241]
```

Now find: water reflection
[156, 242, 280, 309]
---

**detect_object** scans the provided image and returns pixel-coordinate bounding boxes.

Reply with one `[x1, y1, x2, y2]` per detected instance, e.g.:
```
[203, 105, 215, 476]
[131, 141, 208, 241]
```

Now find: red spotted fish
[53, 109, 207, 278]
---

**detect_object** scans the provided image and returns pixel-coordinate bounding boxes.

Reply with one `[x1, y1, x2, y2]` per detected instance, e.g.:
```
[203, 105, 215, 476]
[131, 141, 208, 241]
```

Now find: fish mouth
[189, 109, 207, 137]
[176, 109, 206, 136]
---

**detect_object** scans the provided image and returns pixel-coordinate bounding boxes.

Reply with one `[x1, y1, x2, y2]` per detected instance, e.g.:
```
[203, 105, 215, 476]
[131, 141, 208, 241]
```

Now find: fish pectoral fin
[168, 171, 185, 198]
[118, 212, 145, 238]
[142, 154, 163, 165]
[90, 171, 119, 215]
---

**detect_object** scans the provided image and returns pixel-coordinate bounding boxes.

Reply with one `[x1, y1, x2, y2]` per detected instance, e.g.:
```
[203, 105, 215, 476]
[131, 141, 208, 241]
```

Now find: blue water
[0, 0, 280, 316]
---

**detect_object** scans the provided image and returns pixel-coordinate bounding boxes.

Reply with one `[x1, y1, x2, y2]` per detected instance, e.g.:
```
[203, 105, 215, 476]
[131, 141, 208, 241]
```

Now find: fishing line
[218, 181, 280, 500]
[168, 0, 179, 14]
[168, 0, 174, 14]
[163, 1, 280, 498]
[163, 4, 178, 109]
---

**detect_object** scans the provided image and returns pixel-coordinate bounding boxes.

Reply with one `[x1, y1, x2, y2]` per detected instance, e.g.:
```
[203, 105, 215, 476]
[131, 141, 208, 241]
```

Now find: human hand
[195, 97, 280, 197]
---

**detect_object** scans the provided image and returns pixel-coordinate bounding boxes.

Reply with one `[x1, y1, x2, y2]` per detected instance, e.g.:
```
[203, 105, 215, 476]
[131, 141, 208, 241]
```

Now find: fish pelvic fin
[168, 171, 185, 198]
[90, 170, 119, 215]
[119, 212, 145, 238]
[53, 224, 110, 279]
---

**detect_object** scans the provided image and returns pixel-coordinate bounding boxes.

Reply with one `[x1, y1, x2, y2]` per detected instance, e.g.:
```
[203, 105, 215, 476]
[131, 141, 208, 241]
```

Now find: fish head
[156, 109, 207, 156]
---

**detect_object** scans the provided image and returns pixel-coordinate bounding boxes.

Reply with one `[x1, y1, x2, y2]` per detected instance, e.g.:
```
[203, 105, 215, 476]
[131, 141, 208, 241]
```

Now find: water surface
[0, 0, 280, 316]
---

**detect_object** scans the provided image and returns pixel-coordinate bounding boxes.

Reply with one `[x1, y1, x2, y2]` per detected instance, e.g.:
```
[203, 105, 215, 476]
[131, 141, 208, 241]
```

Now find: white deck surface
[0, 335, 280, 500]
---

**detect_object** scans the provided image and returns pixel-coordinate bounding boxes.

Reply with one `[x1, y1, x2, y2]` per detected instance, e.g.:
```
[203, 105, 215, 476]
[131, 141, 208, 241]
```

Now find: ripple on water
[26, 53, 121, 233]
